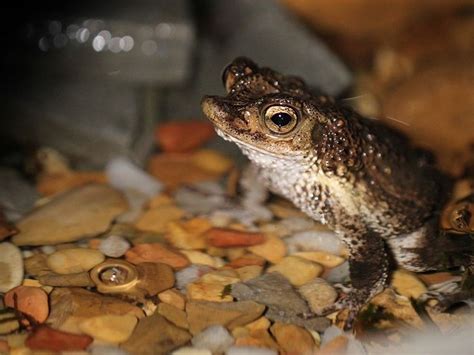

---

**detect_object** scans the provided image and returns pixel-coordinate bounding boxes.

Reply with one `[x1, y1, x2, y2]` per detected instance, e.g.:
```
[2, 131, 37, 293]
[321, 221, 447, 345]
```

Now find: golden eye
[263, 105, 298, 134]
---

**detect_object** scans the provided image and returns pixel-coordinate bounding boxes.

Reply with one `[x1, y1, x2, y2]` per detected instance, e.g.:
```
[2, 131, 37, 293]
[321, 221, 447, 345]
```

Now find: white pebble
[90, 345, 128, 355]
[192, 325, 234, 353]
[286, 230, 344, 255]
[325, 261, 350, 283]
[116, 189, 149, 223]
[106, 157, 163, 198]
[279, 216, 315, 232]
[0, 242, 24, 292]
[175, 265, 213, 291]
[172, 347, 212, 355]
[226, 346, 277, 355]
[99, 235, 130, 258]
[40, 245, 57, 255]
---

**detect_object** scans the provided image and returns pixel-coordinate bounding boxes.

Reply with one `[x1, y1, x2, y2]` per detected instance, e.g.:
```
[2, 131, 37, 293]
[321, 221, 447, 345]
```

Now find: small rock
[298, 278, 338, 314]
[0, 340, 8, 353]
[247, 235, 287, 264]
[78, 314, 138, 343]
[158, 289, 186, 310]
[125, 243, 190, 269]
[172, 347, 212, 355]
[99, 235, 131, 258]
[391, 269, 427, 299]
[158, 303, 189, 329]
[0, 242, 23, 292]
[199, 269, 241, 285]
[25, 326, 93, 352]
[135, 262, 176, 296]
[36, 171, 107, 197]
[23, 254, 50, 277]
[235, 265, 263, 281]
[207, 228, 266, 248]
[325, 261, 350, 283]
[187, 282, 234, 302]
[38, 271, 94, 287]
[90, 345, 129, 355]
[231, 273, 329, 332]
[292, 251, 345, 268]
[175, 265, 214, 291]
[166, 218, 211, 250]
[270, 322, 315, 354]
[13, 184, 128, 246]
[155, 121, 215, 153]
[318, 335, 349, 355]
[279, 216, 315, 233]
[268, 256, 323, 286]
[181, 250, 219, 267]
[192, 325, 235, 353]
[227, 254, 266, 268]
[4, 286, 49, 324]
[47, 248, 105, 274]
[0, 311, 20, 335]
[226, 346, 277, 355]
[186, 300, 266, 335]
[175, 184, 229, 215]
[191, 149, 233, 175]
[0, 213, 18, 241]
[121, 313, 191, 354]
[286, 230, 345, 255]
[135, 205, 185, 234]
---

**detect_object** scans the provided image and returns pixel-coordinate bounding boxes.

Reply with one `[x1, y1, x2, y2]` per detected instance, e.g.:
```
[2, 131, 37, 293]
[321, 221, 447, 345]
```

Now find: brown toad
[201, 57, 471, 327]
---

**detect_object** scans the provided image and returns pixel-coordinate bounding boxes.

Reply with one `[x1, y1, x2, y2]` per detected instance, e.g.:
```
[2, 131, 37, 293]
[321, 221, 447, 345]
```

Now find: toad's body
[201, 57, 457, 325]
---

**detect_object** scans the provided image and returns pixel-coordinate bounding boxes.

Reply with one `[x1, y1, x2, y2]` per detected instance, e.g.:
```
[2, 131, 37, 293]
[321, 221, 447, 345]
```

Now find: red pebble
[4, 286, 49, 324]
[155, 121, 215, 153]
[207, 228, 266, 248]
[26, 326, 93, 352]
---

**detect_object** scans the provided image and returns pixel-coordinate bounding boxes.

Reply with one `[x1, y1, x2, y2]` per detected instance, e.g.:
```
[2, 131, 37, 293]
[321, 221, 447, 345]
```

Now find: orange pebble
[26, 326, 93, 352]
[155, 121, 215, 153]
[125, 243, 190, 269]
[4, 286, 49, 324]
[207, 228, 266, 248]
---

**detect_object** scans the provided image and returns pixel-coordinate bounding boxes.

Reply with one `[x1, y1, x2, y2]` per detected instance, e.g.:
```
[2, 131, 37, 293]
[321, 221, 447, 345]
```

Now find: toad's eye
[263, 105, 298, 134]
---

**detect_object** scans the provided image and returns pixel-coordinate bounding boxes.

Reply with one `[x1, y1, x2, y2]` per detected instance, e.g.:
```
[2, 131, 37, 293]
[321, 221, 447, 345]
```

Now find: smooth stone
[133, 262, 175, 296]
[247, 235, 287, 264]
[391, 269, 427, 299]
[231, 273, 329, 332]
[172, 347, 212, 355]
[38, 271, 94, 287]
[191, 325, 234, 353]
[175, 265, 214, 291]
[186, 300, 266, 335]
[121, 313, 191, 354]
[125, 243, 190, 269]
[191, 149, 233, 174]
[158, 289, 186, 310]
[226, 346, 277, 355]
[207, 228, 266, 248]
[270, 322, 315, 354]
[4, 286, 49, 324]
[90, 345, 129, 355]
[0, 311, 20, 335]
[155, 121, 215, 153]
[24, 254, 50, 277]
[181, 250, 219, 267]
[267, 256, 323, 286]
[187, 282, 234, 302]
[325, 261, 350, 283]
[47, 248, 105, 274]
[0, 242, 23, 292]
[227, 254, 266, 268]
[47, 288, 144, 329]
[318, 335, 349, 355]
[298, 278, 338, 314]
[286, 230, 345, 255]
[99, 235, 131, 258]
[25, 326, 93, 352]
[79, 314, 138, 343]
[135, 205, 185, 234]
[292, 251, 345, 268]
[158, 303, 189, 329]
[13, 184, 128, 246]
[166, 218, 211, 250]
[235, 265, 263, 281]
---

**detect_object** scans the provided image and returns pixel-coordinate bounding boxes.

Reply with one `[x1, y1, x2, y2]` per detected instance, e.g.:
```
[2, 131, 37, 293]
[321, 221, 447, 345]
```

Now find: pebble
[23, 254, 50, 277]
[166, 218, 211, 250]
[181, 250, 220, 267]
[175, 265, 214, 291]
[38, 271, 94, 287]
[270, 322, 315, 354]
[235, 265, 263, 281]
[0, 311, 20, 335]
[25, 326, 93, 352]
[90, 345, 129, 355]
[134, 262, 176, 296]
[325, 261, 350, 283]
[4, 286, 49, 324]
[391, 269, 427, 299]
[0, 242, 23, 292]
[99, 235, 131, 258]
[187, 282, 234, 302]
[298, 278, 338, 314]
[125, 243, 190, 269]
[292, 251, 345, 268]
[318, 335, 349, 355]
[279, 216, 315, 232]
[191, 149, 234, 175]
[78, 314, 138, 343]
[158, 289, 186, 310]
[36, 171, 108, 197]
[186, 300, 266, 335]
[192, 325, 235, 353]
[227, 254, 266, 268]
[207, 228, 266, 248]
[47, 248, 105, 274]
[172, 347, 212, 355]
[158, 303, 189, 329]
[135, 205, 185, 234]
[155, 120, 215, 153]
[268, 256, 323, 286]
[12, 184, 128, 246]
[175, 184, 229, 215]
[121, 313, 191, 354]
[226, 346, 277, 355]
[247, 235, 287, 264]
[286, 230, 345, 255]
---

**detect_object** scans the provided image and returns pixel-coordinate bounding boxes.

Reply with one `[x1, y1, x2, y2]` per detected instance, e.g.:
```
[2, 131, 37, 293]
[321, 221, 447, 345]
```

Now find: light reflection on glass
[66, 24, 79, 39]
[141, 39, 157, 55]
[76, 28, 90, 43]
[48, 20, 62, 35]
[92, 35, 106, 52]
[97, 30, 112, 42]
[38, 37, 49, 51]
[108, 37, 121, 53]
[119, 36, 134, 52]
[155, 23, 172, 38]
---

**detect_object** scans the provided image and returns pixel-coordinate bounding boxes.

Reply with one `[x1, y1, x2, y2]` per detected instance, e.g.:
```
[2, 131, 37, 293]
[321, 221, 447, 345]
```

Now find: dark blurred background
[0, 0, 472, 176]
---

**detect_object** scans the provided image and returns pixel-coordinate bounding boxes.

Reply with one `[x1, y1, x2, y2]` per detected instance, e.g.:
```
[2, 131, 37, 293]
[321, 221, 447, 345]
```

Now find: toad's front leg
[320, 230, 390, 329]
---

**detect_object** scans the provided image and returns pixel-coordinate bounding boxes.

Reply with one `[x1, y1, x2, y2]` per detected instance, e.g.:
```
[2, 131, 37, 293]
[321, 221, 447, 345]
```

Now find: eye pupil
[271, 112, 292, 127]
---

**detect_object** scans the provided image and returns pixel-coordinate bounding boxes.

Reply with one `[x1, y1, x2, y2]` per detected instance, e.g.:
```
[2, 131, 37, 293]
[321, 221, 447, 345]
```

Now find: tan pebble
[318, 335, 349, 355]
[235, 265, 263, 281]
[135, 262, 176, 296]
[227, 254, 266, 268]
[268, 256, 323, 286]
[158, 303, 189, 329]
[225, 247, 247, 260]
[78, 314, 138, 343]
[245, 317, 271, 332]
[4, 286, 49, 324]
[148, 194, 174, 208]
[158, 289, 186, 310]
[191, 149, 233, 174]
[187, 282, 233, 302]
[298, 278, 338, 314]
[46, 248, 105, 274]
[234, 330, 280, 350]
[199, 269, 240, 285]
[135, 205, 185, 234]
[270, 322, 315, 354]
[172, 347, 212, 355]
[38, 271, 94, 287]
[181, 250, 218, 267]
[391, 269, 427, 299]
[125, 243, 190, 269]
[0, 242, 24, 292]
[292, 251, 345, 268]
[0, 311, 20, 335]
[6, 333, 28, 349]
[36, 171, 106, 196]
[23, 254, 50, 277]
[248, 235, 286, 264]
[166, 218, 211, 250]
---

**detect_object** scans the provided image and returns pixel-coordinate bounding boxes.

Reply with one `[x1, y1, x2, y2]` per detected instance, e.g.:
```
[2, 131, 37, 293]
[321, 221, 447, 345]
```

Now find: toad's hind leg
[319, 230, 390, 329]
